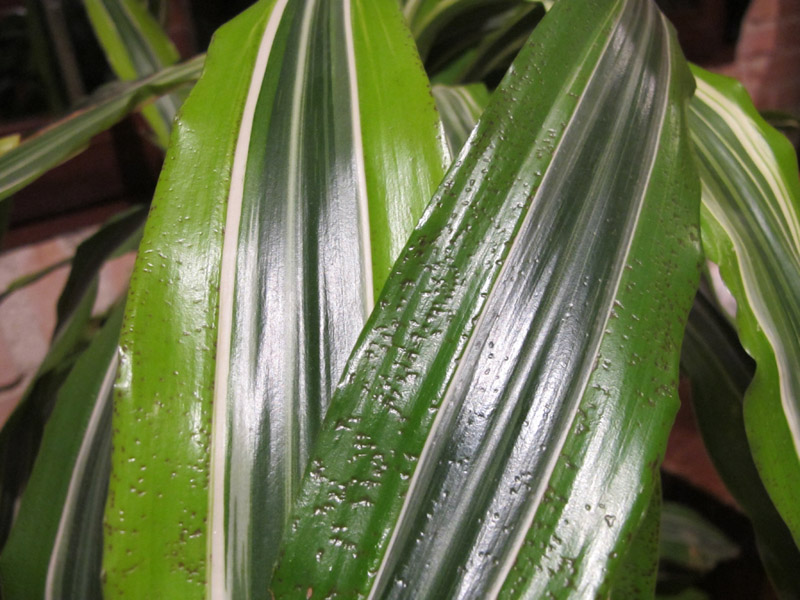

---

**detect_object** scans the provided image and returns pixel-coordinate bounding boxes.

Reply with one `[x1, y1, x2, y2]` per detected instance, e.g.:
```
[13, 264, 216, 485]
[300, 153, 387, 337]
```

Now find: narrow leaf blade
[432, 82, 490, 156]
[682, 292, 800, 597]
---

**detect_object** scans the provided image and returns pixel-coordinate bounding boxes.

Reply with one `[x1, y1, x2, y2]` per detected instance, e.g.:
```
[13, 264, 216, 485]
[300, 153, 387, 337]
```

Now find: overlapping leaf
[103, 0, 448, 597]
[403, 0, 522, 62]
[689, 65, 800, 546]
[271, 0, 700, 596]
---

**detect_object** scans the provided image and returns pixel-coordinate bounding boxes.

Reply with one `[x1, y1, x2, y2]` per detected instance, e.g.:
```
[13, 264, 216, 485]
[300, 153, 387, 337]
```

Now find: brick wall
[720, 0, 800, 113]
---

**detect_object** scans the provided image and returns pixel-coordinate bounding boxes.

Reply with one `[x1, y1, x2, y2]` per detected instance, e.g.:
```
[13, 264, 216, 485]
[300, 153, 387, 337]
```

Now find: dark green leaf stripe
[271, 0, 699, 597]
[0, 55, 203, 205]
[437, 1, 545, 85]
[83, 0, 184, 146]
[0, 304, 123, 599]
[104, 0, 447, 597]
[682, 292, 800, 596]
[689, 65, 800, 546]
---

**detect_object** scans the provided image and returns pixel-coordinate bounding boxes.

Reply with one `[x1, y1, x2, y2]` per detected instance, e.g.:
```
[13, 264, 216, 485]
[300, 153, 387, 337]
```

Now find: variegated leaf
[682, 291, 800, 596]
[103, 0, 449, 597]
[432, 83, 490, 156]
[689, 65, 800, 546]
[271, 0, 700, 596]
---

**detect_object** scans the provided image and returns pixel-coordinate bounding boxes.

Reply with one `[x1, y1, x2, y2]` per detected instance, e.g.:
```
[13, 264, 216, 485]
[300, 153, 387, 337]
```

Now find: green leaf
[54, 205, 146, 335]
[432, 82, 490, 156]
[0, 303, 123, 600]
[608, 479, 661, 599]
[682, 291, 800, 597]
[0, 134, 20, 247]
[83, 0, 185, 147]
[103, 0, 448, 596]
[0, 55, 203, 205]
[271, 0, 700, 596]
[0, 287, 95, 551]
[688, 64, 800, 546]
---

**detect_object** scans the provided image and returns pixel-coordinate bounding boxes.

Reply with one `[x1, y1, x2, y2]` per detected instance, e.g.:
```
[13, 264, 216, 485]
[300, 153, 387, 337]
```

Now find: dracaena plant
[0, 0, 799, 598]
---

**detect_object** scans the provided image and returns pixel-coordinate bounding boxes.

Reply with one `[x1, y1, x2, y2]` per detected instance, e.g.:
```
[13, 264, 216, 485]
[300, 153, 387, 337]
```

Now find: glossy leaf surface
[689, 65, 800, 545]
[0, 55, 203, 204]
[103, 0, 448, 597]
[272, 0, 700, 596]
[404, 0, 521, 61]
[0, 304, 123, 600]
[429, 1, 545, 85]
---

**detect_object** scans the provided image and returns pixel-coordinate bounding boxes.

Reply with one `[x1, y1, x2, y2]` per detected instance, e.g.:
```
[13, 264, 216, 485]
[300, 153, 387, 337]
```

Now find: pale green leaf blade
[688, 64, 800, 546]
[271, 0, 700, 597]
[0, 304, 123, 600]
[103, 0, 448, 597]
[432, 82, 490, 156]
[0, 291, 96, 552]
[0, 55, 204, 205]
[83, 0, 184, 146]
[682, 291, 800, 597]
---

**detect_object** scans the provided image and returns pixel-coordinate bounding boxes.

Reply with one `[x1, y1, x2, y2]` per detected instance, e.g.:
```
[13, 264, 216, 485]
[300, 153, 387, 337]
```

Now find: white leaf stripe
[211, 0, 376, 596]
[209, 1, 290, 597]
[701, 186, 800, 457]
[45, 355, 117, 599]
[694, 79, 800, 252]
[270, 0, 697, 592]
[690, 87, 800, 459]
[345, 0, 375, 315]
